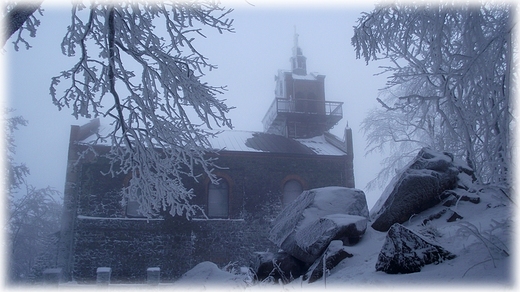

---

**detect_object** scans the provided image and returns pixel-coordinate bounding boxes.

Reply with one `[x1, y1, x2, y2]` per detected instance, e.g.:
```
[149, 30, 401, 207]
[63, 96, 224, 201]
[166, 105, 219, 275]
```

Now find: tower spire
[291, 28, 307, 75]
[293, 26, 299, 49]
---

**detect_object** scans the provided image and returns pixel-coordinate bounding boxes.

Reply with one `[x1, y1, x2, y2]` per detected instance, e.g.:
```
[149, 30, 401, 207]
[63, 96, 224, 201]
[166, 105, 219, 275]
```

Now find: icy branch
[50, 2, 235, 218]
[354, 3, 514, 188]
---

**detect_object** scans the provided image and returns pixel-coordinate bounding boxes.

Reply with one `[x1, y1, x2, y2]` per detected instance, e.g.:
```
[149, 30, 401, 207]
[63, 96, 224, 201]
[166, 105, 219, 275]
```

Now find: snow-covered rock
[303, 240, 353, 283]
[442, 188, 481, 206]
[375, 223, 456, 274]
[268, 187, 369, 263]
[250, 251, 307, 283]
[370, 148, 460, 232]
[294, 214, 367, 257]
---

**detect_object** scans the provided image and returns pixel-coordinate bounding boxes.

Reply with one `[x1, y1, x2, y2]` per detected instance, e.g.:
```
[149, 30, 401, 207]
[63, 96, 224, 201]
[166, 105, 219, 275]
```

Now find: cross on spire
[291, 28, 307, 75]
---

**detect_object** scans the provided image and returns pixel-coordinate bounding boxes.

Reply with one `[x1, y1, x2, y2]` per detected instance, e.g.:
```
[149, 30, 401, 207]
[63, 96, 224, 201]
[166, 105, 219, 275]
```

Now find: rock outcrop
[370, 148, 461, 232]
[375, 223, 456, 274]
[268, 187, 369, 263]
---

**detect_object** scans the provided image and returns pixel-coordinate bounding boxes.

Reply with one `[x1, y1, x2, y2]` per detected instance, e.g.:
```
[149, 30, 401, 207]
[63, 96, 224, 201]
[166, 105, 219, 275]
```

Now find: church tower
[262, 33, 344, 138]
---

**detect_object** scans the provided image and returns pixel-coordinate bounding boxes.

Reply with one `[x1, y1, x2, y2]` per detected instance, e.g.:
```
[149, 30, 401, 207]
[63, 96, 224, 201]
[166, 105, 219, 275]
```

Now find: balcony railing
[262, 98, 343, 131]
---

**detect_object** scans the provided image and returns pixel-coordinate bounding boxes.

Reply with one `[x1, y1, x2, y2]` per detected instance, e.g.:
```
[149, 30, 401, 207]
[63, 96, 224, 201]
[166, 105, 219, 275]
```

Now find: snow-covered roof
[279, 70, 323, 81]
[208, 130, 347, 156]
[76, 121, 347, 156]
[296, 135, 347, 156]
[206, 130, 263, 153]
[291, 72, 322, 81]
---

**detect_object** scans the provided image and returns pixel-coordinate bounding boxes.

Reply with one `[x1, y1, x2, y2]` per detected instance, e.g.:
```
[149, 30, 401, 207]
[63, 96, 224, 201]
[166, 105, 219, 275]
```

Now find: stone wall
[65, 148, 353, 283]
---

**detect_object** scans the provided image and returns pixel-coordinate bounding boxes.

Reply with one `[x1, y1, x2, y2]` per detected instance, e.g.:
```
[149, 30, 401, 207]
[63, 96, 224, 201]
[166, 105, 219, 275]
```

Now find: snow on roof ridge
[74, 120, 345, 156]
[296, 134, 347, 156]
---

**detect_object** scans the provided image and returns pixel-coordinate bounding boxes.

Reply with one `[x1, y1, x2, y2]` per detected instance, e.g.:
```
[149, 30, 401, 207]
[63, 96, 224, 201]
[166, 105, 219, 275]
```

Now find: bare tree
[4, 2, 235, 218]
[7, 184, 62, 283]
[4, 114, 62, 283]
[361, 93, 442, 189]
[353, 2, 515, 190]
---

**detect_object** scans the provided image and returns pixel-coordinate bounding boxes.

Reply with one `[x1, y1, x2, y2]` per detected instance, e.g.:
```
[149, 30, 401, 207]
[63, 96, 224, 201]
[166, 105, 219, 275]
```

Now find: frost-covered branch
[4, 111, 30, 196]
[456, 220, 510, 270]
[49, 2, 235, 218]
[354, 2, 514, 189]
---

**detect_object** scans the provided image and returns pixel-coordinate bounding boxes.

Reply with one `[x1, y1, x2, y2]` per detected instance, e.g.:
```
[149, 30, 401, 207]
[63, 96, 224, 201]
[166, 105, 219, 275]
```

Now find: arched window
[208, 179, 229, 218]
[282, 179, 303, 206]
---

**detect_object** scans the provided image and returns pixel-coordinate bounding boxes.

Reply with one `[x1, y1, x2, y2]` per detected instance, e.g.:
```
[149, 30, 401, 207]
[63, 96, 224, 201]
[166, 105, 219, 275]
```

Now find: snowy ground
[53, 184, 516, 292]
[170, 184, 514, 291]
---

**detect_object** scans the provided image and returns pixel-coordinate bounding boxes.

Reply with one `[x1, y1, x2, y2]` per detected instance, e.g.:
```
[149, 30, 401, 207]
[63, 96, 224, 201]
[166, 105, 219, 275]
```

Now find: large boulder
[268, 187, 369, 263]
[370, 148, 460, 232]
[375, 223, 456, 274]
[303, 240, 353, 283]
[294, 214, 367, 257]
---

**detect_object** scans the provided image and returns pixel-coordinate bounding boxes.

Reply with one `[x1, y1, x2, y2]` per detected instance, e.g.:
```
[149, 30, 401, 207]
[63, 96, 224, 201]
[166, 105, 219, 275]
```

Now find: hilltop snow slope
[172, 184, 514, 291]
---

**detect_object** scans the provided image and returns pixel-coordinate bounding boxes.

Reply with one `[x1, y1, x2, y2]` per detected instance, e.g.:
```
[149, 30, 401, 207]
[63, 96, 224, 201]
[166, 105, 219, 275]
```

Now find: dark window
[208, 179, 229, 218]
[283, 179, 303, 206]
[126, 188, 145, 218]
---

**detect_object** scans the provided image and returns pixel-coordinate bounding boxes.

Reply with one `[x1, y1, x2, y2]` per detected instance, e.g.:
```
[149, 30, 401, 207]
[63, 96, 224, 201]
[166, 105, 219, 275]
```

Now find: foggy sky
[5, 1, 389, 208]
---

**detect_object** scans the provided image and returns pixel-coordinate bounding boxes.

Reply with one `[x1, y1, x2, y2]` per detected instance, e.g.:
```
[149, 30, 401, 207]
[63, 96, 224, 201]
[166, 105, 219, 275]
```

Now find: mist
[5, 1, 388, 208]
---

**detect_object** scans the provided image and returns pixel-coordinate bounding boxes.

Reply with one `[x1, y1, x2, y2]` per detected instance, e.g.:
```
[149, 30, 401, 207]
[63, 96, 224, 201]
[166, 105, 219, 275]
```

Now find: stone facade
[56, 34, 355, 283]
[56, 129, 354, 283]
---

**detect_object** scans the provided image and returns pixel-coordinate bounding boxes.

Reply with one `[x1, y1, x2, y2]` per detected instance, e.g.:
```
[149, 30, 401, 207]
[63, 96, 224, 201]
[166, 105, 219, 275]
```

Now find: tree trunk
[2, 1, 42, 46]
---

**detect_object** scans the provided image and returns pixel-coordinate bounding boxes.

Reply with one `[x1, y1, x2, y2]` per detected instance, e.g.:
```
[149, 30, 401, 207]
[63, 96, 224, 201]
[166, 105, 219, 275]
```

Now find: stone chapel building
[56, 35, 355, 283]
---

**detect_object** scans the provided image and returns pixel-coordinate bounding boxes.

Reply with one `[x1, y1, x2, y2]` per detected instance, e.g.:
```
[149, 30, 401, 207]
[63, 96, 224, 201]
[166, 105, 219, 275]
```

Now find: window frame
[206, 176, 231, 219]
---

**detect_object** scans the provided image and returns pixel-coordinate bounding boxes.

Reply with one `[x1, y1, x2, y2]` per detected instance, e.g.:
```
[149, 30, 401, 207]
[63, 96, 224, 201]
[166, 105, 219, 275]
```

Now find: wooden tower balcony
[262, 98, 343, 138]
